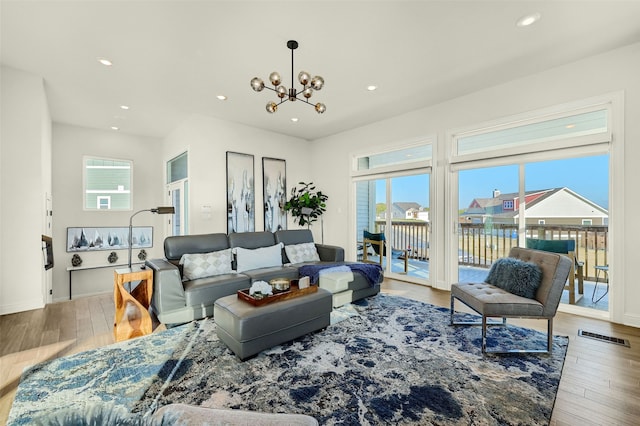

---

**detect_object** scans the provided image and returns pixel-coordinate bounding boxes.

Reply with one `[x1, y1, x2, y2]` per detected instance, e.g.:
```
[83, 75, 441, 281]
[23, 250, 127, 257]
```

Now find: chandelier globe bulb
[269, 72, 281, 86]
[315, 103, 326, 114]
[298, 71, 311, 86]
[303, 87, 313, 98]
[250, 77, 265, 92]
[266, 101, 278, 113]
[276, 85, 287, 98]
[310, 76, 324, 90]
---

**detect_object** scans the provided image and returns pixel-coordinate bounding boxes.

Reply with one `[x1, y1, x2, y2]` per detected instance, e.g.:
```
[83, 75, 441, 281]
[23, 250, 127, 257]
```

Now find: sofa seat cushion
[452, 282, 544, 317]
[183, 273, 251, 307]
[241, 265, 299, 283]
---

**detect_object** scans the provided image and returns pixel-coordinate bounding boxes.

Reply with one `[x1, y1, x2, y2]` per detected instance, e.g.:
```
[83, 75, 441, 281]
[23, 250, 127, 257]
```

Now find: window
[353, 142, 432, 177]
[453, 106, 610, 163]
[83, 156, 132, 210]
[97, 196, 111, 209]
[167, 151, 188, 184]
[166, 151, 189, 236]
[582, 219, 593, 225]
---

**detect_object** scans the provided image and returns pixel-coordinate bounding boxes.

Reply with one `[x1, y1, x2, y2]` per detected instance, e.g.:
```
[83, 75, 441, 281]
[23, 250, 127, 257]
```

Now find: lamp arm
[128, 209, 152, 269]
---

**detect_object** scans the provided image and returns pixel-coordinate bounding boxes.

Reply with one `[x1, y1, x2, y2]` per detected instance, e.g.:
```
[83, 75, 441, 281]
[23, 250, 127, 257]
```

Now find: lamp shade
[152, 206, 175, 214]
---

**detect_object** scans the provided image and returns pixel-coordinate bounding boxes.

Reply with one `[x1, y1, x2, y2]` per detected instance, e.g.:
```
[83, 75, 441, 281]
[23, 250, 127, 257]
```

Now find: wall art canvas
[262, 157, 287, 232]
[226, 152, 255, 233]
[66, 226, 153, 252]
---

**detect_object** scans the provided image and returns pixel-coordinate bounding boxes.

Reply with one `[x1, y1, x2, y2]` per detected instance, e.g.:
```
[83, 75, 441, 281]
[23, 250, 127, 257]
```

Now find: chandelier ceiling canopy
[250, 40, 326, 114]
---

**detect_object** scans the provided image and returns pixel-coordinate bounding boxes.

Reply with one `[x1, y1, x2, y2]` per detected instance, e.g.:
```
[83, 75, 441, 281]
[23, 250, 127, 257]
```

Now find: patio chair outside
[525, 238, 584, 304]
[362, 230, 408, 274]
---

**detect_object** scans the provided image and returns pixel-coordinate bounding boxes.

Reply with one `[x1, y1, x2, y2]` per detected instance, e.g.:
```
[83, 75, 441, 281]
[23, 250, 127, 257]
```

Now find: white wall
[51, 124, 164, 301]
[310, 42, 640, 326]
[0, 65, 52, 314]
[162, 114, 310, 235]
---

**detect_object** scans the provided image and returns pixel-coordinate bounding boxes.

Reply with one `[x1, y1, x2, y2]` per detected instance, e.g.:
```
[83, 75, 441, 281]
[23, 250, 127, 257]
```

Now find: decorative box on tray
[237, 279, 318, 306]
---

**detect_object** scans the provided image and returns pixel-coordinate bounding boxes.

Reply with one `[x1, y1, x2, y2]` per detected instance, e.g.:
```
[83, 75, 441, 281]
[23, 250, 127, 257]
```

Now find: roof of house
[463, 187, 608, 217]
[394, 202, 422, 212]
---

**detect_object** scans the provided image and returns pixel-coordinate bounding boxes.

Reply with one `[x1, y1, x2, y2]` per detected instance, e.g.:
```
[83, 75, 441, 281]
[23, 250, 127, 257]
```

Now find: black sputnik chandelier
[250, 40, 326, 114]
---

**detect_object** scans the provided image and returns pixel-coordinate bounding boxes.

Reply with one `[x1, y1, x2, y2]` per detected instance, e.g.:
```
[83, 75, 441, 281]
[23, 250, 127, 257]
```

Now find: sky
[377, 154, 609, 209]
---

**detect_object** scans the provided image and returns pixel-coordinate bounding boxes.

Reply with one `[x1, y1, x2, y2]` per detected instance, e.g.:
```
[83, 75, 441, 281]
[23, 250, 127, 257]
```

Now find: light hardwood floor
[1, 279, 639, 425]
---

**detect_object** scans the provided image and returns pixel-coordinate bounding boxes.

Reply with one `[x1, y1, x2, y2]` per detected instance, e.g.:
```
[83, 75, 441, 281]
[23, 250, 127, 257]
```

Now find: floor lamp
[128, 206, 175, 269]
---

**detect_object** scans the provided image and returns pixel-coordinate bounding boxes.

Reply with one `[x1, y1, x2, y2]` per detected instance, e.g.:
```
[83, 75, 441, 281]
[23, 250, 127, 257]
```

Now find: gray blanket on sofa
[298, 263, 383, 287]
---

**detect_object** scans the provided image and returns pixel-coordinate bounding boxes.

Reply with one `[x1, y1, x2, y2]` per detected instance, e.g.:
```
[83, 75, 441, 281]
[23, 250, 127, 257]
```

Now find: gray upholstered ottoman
[214, 287, 332, 360]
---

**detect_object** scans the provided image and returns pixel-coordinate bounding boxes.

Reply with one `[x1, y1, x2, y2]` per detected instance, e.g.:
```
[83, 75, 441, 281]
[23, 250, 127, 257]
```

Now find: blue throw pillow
[484, 257, 542, 299]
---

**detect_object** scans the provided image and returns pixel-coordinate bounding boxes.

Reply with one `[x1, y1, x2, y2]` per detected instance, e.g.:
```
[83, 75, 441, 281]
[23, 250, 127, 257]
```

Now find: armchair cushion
[485, 257, 542, 299]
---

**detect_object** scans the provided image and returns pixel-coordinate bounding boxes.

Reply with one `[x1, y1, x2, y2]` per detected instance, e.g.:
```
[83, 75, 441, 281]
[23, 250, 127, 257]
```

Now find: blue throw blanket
[298, 263, 384, 287]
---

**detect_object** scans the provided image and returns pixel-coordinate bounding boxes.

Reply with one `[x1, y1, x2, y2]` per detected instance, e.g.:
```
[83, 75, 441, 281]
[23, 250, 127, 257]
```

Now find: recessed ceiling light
[120, 105, 129, 110]
[516, 13, 541, 27]
[98, 57, 113, 66]
[111, 126, 119, 131]
[216, 95, 227, 101]
[291, 117, 299, 122]
[367, 85, 378, 91]
[566, 124, 576, 129]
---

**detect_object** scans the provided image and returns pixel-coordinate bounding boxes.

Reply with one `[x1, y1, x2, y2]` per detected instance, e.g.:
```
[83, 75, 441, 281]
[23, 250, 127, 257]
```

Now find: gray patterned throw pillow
[180, 249, 233, 280]
[284, 242, 320, 264]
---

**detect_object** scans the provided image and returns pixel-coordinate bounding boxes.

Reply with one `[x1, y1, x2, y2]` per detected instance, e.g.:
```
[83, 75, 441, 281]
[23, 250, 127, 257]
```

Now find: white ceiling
[2, 1, 640, 141]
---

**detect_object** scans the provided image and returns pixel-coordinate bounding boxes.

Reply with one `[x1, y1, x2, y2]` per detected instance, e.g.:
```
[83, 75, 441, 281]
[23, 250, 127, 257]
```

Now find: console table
[113, 267, 153, 342]
[67, 262, 143, 300]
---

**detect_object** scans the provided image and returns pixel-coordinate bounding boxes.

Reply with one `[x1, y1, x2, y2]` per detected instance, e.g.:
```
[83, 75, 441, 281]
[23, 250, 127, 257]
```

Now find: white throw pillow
[234, 243, 283, 273]
[179, 249, 232, 280]
[284, 242, 320, 264]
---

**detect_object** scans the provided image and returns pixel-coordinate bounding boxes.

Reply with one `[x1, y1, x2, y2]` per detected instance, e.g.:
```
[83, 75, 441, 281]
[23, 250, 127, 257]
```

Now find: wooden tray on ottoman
[237, 283, 317, 306]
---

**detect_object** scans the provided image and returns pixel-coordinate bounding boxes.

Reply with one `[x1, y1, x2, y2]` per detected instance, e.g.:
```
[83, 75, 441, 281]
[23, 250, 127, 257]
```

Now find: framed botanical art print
[262, 157, 287, 232]
[226, 151, 255, 233]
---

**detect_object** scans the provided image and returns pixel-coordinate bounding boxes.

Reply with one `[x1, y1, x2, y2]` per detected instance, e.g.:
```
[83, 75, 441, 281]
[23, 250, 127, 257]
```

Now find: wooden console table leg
[114, 268, 153, 342]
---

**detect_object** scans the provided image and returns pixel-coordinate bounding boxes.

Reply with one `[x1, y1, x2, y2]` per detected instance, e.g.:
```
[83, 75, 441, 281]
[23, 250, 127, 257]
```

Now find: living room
[2, 1, 640, 424]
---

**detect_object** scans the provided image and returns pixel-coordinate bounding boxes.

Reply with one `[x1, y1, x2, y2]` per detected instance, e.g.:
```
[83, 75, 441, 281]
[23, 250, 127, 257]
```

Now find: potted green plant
[284, 181, 328, 227]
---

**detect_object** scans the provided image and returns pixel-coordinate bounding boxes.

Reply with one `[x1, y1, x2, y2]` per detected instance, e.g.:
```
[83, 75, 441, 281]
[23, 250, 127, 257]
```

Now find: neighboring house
[461, 187, 608, 225]
[405, 207, 430, 222]
[392, 202, 421, 220]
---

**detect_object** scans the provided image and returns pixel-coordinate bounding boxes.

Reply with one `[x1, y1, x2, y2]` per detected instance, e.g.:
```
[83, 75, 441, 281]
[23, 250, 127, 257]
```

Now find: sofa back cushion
[164, 233, 230, 267]
[274, 229, 314, 245]
[228, 231, 276, 250]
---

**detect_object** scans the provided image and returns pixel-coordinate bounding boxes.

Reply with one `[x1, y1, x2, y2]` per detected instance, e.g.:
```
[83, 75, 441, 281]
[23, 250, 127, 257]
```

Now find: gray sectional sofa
[146, 229, 382, 325]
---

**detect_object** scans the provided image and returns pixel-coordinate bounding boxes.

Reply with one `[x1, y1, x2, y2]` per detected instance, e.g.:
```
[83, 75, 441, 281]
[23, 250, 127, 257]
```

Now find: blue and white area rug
[9, 295, 568, 425]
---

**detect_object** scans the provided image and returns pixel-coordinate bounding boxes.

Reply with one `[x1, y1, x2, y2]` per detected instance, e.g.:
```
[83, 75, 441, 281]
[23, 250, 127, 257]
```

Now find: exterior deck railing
[375, 220, 430, 260]
[372, 220, 608, 281]
[458, 223, 608, 281]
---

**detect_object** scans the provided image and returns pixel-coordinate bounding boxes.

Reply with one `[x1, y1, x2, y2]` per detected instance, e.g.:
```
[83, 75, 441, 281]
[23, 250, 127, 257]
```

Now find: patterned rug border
[9, 294, 569, 425]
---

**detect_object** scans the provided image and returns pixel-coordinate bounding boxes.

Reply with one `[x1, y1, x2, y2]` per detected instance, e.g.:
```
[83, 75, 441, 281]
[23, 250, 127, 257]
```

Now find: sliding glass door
[455, 154, 609, 313]
[356, 172, 431, 283]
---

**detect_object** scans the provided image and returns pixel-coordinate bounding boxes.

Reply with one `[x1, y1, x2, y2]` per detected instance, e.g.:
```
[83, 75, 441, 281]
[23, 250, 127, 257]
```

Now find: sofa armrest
[145, 258, 187, 314]
[315, 244, 345, 262]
